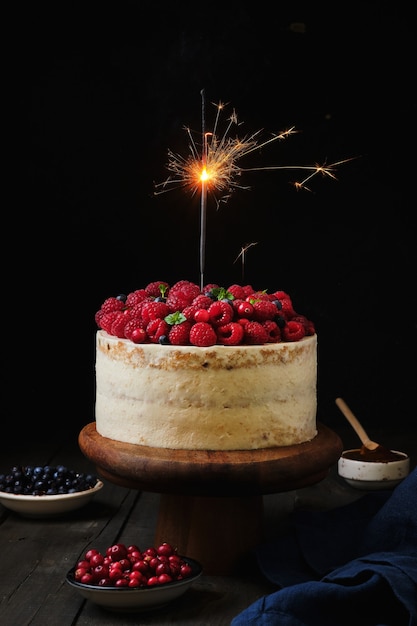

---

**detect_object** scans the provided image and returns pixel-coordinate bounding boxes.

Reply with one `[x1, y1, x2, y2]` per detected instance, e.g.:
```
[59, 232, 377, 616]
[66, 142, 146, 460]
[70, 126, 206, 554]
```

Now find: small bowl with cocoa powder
[338, 447, 410, 490]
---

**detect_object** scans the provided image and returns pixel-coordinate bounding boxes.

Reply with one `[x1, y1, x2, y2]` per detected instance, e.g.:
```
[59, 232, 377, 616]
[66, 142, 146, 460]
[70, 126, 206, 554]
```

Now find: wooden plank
[0, 440, 140, 625]
[1, 429, 415, 625]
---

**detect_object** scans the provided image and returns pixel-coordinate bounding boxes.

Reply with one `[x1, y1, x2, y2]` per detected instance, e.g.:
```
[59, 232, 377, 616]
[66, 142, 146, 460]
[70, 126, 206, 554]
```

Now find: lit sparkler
[155, 90, 356, 288]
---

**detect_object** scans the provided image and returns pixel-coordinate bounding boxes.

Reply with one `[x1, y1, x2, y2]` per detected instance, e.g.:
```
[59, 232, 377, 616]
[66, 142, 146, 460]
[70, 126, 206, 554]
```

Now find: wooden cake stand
[79, 422, 343, 575]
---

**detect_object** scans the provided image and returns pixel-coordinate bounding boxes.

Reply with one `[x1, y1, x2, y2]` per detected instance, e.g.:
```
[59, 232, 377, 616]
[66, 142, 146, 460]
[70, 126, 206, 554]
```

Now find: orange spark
[154, 101, 356, 206]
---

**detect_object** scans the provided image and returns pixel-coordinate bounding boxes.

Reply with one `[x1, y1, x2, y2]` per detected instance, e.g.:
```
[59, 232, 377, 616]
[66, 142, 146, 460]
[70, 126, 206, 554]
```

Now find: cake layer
[95, 331, 317, 450]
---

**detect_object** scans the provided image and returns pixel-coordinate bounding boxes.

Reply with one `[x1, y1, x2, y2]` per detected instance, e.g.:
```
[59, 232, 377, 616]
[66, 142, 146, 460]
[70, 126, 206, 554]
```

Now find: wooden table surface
[1, 426, 416, 625]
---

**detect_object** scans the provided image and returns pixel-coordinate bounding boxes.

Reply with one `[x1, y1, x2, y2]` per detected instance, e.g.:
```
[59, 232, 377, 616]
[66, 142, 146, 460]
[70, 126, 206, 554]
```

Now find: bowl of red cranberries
[66, 541, 203, 612]
[0, 464, 103, 517]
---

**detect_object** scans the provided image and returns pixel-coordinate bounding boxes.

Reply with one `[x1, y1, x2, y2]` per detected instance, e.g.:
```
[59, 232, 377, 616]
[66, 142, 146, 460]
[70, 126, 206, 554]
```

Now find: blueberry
[0, 464, 98, 496]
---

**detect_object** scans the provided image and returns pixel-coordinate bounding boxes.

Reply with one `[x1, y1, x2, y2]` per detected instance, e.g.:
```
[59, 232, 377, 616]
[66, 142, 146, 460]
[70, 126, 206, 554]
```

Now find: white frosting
[95, 330, 318, 450]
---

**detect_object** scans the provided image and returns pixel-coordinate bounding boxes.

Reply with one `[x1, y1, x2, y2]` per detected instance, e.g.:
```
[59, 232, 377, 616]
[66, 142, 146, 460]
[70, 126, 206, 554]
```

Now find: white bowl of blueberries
[0, 464, 103, 517]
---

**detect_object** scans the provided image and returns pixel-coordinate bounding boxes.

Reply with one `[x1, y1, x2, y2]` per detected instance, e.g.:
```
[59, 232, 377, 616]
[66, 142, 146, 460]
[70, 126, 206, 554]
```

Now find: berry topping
[207, 301, 234, 327]
[145, 281, 169, 298]
[243, 321, 269, 345]
[281, 320, 306, 342]
[95, 282, 314, 347]
[168, 320, 193, 345]
[189, 322, 217, 347]
[216, 322, 244, 345]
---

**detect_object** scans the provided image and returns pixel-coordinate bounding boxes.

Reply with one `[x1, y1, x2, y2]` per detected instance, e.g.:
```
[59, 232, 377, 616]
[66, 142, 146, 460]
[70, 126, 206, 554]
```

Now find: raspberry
[166, 281, 201, 311]
[272, 291, 296, 319]
[246, 290, 270, 303]
[202, 283, 220, 295]
[125, 290, 148, 307]
[207, 301, 234, 327]
[129, 300, 149, 320]
[241, 284, 255, 297]
[145, 281, 170, 298]
[243, 321, 269, 345]
[191, 294, 213, 309]
[168, 320, 193, 345]
[97, 283, 314, 345]
[281, 320, 306, 342]
[227, 284, 247, 300]
[216, 322, 244, 345]
[100, 297, 125, 314]
[146, 319, 170, 343]
[189, 322, 217, 347]
[292, 315, 315, 336]
[181, 305, 201, 321]
[124, 318, 146, 341]
[273, 290, 291, 300]
[262, 320, 281, 342]
[253, 300, 279, 322]
[141, 301, 171, 325]
[99, 311, 122, 334]
[111, 311, 132, 338]
[95, 309, 106, 326]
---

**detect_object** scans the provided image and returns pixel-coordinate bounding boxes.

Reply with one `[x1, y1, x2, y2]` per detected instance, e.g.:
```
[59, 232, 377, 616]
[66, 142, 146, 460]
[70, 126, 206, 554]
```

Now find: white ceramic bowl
[0, 481, 104, 517]
[66, 557, 202, 612]
[338, 449, 410, 490]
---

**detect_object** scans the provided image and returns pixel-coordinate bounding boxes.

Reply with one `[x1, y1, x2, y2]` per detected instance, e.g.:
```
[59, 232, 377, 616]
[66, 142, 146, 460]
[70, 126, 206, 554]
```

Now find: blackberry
[0, 465, 98, 496]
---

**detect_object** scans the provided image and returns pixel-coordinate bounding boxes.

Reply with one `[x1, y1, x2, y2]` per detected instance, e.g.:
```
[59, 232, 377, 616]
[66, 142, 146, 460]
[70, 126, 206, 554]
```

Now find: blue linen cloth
[231, 468, 417, 626]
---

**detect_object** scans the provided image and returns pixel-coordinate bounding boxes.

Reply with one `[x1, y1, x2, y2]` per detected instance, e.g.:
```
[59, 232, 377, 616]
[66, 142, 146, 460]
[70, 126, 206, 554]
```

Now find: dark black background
[15, 2, 415, 443]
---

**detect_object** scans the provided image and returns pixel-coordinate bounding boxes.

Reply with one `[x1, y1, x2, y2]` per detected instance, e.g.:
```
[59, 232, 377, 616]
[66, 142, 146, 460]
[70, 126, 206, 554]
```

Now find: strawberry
[281, 320, 306, 342]
[189, 322, 217, 347]
[216, 322, 244, 345]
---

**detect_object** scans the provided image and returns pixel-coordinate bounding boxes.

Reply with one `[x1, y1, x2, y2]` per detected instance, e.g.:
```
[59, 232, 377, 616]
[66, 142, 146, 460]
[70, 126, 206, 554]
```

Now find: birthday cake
[94, 280, 318, 450]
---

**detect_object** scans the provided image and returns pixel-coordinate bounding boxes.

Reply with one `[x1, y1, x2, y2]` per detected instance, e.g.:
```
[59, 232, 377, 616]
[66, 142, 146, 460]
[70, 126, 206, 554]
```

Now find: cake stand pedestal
[79, 422, 343, 575]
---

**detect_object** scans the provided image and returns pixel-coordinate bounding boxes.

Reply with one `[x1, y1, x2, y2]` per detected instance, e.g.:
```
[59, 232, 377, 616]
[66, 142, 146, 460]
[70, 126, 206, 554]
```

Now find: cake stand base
[79, 422, 343, 574]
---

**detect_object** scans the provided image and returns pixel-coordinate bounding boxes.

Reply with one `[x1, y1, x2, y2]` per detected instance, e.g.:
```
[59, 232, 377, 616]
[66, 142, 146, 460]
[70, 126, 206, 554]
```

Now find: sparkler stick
[200, 89, 207, 290]
[154, 97, 358, 281]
